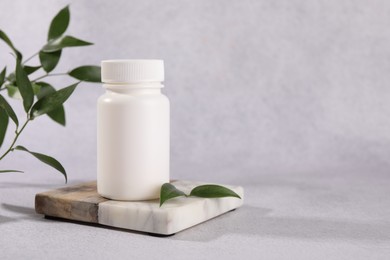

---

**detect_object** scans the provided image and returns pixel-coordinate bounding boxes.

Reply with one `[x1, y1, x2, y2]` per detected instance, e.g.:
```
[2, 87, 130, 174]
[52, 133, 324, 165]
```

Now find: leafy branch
[159, 183, 241, 206]
[0, 5, 101, 181]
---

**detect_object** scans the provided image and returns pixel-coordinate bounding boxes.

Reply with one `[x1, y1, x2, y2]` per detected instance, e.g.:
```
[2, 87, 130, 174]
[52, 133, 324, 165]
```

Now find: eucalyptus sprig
[159, 183, 241, 207]
[0, 5, 101, 182]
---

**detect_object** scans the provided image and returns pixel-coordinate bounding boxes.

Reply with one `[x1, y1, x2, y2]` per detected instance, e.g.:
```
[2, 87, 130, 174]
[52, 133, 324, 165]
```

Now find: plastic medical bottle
[97, 60, 170, 200]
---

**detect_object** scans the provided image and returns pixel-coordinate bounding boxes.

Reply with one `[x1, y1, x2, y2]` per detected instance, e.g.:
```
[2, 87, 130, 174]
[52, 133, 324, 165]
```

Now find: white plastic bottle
[97, 60, 170, 201]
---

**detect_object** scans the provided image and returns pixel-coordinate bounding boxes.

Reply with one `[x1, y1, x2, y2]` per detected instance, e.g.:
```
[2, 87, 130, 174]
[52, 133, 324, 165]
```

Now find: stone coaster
[35, 180, 244, 235]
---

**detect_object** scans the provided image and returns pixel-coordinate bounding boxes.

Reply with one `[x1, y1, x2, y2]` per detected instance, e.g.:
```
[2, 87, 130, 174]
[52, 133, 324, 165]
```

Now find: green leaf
[30, 82, 78, 119]
[48, 5, 70, 41]
[68, 66, 101, 82]
[14, 145, 67, 182]
[39, 50, 62, 73]
[31, 83, 42, 94]
[0, 67, 6, 87]
[0, 30, 22, 59]
[6, 73, 15, 85]
[24, 65, 41, 75]
[0, 94, 18, 127]
[7, 83, 40, 100]
[189, 185, 241, 199]
[35, 82, 52, 99]
[6, 85, 21, 99]
[35, 82, 65, 126]
[42, 36, 92, 53]
[0, 170, 23, 173]
[0, 107, 9, 148]
[159, 183, 187, 207]
[15, 60, 34, 112]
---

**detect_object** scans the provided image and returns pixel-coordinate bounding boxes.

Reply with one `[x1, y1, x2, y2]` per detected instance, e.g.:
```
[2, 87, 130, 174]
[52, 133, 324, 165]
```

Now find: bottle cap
[101, 59, 164, 83]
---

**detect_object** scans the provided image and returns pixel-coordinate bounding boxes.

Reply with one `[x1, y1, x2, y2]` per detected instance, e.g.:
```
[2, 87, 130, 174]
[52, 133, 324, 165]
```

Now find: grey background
[1, 0, 390, 181]
[1, 0, 390, 259]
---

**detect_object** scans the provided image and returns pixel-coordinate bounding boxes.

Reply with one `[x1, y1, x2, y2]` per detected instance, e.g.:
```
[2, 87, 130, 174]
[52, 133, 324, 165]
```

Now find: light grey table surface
[1, 166, 389, 260]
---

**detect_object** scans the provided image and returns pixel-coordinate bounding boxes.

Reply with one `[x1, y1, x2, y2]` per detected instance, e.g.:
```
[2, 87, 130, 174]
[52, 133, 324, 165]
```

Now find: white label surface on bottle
[97, 88, 170, 201]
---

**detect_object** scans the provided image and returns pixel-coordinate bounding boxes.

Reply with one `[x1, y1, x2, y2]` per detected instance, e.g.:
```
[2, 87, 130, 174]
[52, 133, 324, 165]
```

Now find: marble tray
[35, 180, 244, 235]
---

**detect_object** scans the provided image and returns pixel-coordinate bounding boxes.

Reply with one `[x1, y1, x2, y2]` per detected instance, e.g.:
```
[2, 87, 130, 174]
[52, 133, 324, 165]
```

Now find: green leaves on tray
[190, 185, 242, 199]
[159, 183, 187, 206]
[160, 183, 241, 207]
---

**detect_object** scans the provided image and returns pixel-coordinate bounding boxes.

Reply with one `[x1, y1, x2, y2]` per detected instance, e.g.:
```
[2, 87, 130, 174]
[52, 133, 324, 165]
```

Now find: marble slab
[35, 180, 244, 235]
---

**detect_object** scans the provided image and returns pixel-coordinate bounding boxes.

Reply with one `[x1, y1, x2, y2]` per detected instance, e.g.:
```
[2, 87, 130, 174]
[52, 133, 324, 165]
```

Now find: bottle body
[97, 83, 169, 200]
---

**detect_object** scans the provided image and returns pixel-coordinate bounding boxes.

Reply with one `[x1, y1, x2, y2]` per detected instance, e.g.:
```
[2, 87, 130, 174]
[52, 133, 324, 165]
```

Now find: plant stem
[0, 118, 30, 161]
[32, 72, 68, 82]
[23, 52, 39, 65]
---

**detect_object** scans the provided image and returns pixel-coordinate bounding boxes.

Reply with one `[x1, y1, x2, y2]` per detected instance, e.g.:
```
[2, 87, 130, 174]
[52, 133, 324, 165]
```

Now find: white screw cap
[101, 59, 164, 83]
